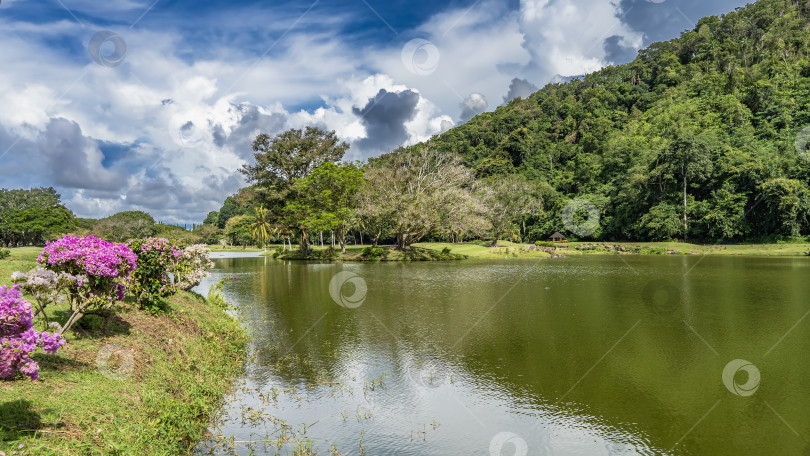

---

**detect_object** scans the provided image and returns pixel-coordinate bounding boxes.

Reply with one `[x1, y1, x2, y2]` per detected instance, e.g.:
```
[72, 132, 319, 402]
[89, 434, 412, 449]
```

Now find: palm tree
[250, 205, 272, 249]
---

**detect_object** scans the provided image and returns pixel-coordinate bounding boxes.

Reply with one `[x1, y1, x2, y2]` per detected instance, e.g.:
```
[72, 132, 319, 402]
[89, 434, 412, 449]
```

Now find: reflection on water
[194, 255, 810, 455]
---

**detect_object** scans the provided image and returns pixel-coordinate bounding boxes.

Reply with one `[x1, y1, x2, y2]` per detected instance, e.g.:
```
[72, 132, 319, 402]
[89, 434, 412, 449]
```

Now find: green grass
[0, 248, 248, 455]
[566, 241, 810, 256]
[415, 241, 552, 259]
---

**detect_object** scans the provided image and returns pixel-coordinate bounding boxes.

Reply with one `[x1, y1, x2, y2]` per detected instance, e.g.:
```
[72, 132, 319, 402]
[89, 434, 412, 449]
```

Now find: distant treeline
[0, 188, 207, 247]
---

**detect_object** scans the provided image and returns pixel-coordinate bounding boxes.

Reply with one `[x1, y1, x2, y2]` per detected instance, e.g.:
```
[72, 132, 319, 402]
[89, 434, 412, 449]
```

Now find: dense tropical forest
[429, 0, 810, 241]
[4, 0, 810, 249]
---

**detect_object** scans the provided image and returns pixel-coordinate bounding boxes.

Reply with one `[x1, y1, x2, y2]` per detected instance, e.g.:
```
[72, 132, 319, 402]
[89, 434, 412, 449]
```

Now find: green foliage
[535, 241, 555, 248]
[362, 246, 387, 258]
[207, 277, 236, 309]
[426, 0, 810, 241]
[0, 188, 75, 246]
[127, 238, 180, 314]
[285, 162, 364, 252]
[225, 215, 254, 246]
[241, 127, 349, 251]
[0, 248, 8, 260]
[94, 211, 156, 242]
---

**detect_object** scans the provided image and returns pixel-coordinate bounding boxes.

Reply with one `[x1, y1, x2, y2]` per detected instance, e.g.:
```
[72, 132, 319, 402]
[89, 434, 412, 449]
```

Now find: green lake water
[194, 254, 810, 455]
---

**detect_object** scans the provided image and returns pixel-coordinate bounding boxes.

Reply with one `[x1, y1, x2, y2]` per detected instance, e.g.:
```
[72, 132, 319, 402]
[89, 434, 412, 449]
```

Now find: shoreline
[239, 241, 810, 262]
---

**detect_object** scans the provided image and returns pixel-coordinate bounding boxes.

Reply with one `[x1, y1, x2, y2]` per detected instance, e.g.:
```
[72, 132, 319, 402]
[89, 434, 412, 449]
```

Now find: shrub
[128, 239, 214, 314]
[0, 248, 9, 260]
[10, 266, 85, 324]
[207, 276, 236, 309]
[37, 235, 136, 332]
[441, 246, 452, 255]
[535, 241, 555, 248]
[127, 238, 180, 313]
[362, 247, 387, 259]
[0, 285, 66, 380]
[174, 244, 214, 290]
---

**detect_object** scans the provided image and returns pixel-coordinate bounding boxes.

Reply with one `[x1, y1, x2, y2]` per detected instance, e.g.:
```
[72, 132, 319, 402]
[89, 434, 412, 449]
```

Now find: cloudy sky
[0, 0, 750, 224]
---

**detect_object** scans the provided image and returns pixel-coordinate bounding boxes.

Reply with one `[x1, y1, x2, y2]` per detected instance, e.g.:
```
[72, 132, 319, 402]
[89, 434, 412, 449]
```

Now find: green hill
[428, 0, 810, 242]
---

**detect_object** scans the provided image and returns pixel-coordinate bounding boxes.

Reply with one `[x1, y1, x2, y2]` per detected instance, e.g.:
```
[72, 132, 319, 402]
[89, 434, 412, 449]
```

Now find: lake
[194, 254, 810, 455]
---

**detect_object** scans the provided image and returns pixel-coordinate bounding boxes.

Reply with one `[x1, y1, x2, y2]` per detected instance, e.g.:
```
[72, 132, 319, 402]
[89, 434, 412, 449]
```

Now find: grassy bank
[565, 241, 810, 256]
[0, 248, 248, 455]
[258, 240, 810, 260]
[266, 244, 469, 261]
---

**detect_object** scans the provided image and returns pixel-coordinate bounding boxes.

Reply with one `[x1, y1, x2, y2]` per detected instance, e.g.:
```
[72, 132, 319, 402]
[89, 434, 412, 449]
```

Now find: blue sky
[0, 0, 750, 224]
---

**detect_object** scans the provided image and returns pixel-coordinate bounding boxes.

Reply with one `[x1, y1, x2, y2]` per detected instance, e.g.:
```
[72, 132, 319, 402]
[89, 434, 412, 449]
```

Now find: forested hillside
[429, 0, 810, 241]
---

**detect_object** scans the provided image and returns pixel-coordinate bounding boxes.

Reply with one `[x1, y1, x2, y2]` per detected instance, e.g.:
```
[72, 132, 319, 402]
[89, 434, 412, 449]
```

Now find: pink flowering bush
[174, 244, 214, 290]
[11, 267, 86, 323]
[37, 235, 137, 331]
[127, 237, 181, 313]
[127, 239, 212, 313]
[0, 285, 66, 380]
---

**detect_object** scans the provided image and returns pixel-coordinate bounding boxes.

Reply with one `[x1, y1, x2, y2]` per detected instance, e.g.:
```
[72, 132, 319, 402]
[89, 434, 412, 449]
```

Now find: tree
[93, 211, 156, 242]
[357, 175, 393, 247]
[216, 197, 248, 229]
[757, 178, 810, 237]
[0, 188, 75, 246]
[241, 127, 349, 251]
[203, 211, 219, 226]
[366, 147, 480, 250]
[241, 127, 349, 206]
[249, 205, 272, 248]
[477, 174, 538, 246]
[286, 162, 364, 253]
[225, 215, 253, 246]
[659, 135, 714, 237]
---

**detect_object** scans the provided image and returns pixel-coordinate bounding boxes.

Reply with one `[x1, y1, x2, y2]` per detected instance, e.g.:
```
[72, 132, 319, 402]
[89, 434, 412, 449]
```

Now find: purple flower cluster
[39, 235, 137, 279]
[0, 285, 66, 380]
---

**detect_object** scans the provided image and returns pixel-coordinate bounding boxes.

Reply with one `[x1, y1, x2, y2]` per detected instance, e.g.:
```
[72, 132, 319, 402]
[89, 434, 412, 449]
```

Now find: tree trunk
[338, 227, 346, 253]
[320, 231, 324, 248]
[683, 174, 688, 238]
